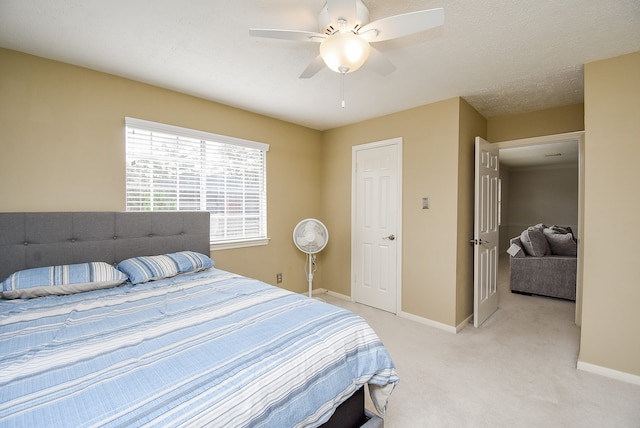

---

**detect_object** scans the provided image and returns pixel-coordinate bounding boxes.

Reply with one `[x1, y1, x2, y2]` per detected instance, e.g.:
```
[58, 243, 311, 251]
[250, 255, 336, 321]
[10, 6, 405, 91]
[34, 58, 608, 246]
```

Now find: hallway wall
[500, 164, 579, 250]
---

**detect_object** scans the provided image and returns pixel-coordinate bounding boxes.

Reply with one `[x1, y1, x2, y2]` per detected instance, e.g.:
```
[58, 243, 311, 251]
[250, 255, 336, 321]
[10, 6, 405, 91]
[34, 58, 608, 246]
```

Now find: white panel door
[473, 136, 499, 327]
[352, 139, 401, 314]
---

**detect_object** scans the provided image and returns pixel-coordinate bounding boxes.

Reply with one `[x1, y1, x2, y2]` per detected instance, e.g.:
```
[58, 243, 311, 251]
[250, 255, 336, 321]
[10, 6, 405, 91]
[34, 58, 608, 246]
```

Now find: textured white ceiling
[0, 0, 639, 132]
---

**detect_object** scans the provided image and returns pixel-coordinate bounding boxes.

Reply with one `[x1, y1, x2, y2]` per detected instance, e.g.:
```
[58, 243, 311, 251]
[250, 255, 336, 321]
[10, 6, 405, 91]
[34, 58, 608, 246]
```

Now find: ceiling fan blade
[359, 8, 444, 42]
[325, 0, 357, 25]
[299, 55, 326, 79]
[366, 48, 396, 76]
[249, 28, 324, 42]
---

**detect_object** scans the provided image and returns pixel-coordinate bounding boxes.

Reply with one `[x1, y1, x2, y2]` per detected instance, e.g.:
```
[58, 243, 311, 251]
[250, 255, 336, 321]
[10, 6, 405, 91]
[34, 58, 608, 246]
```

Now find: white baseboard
[315, 289, 467, 334]
[298, 288, 332, 298]
[311, 288, 352, 301]
[323, 289, 352, 301]
[457, 314, 474, 332]
[577, 361, 640, 386]
[398, 310, 458, 334]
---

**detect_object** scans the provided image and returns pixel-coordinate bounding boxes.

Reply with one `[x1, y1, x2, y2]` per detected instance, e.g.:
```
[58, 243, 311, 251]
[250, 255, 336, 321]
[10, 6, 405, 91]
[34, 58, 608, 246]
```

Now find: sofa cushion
[520, 228, 550, 256]
[544, 227, 577, 256]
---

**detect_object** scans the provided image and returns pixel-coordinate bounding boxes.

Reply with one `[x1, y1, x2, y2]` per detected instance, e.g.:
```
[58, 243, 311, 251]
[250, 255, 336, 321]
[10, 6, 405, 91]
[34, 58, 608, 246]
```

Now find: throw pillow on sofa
[520, 227, 550, 257]
[545, 224, 573, 237]
[543, 226, 577, 256]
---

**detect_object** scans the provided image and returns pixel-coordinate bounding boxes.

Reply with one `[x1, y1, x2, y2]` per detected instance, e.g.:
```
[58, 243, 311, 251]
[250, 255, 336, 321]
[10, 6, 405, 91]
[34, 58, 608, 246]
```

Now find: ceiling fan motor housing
[318, 0, 370, 34]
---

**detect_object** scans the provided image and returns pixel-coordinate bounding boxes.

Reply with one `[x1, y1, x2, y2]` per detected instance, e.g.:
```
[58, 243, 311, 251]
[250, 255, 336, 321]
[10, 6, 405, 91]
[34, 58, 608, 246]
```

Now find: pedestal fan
[293, 218, 329, 297]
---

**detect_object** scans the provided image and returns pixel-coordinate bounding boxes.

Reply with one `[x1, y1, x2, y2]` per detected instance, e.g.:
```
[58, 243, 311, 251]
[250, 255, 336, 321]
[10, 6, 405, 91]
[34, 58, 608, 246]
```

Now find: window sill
[210, 237, 270, 251]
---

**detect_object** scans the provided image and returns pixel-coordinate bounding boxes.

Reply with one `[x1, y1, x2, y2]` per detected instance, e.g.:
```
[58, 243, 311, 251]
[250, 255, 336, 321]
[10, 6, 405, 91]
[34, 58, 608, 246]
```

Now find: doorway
[495, 131, 584, 325]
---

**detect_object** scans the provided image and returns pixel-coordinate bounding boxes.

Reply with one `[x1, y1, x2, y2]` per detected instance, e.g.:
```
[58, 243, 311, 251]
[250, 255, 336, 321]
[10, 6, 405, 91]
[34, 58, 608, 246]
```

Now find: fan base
[318, 0, 370, 35]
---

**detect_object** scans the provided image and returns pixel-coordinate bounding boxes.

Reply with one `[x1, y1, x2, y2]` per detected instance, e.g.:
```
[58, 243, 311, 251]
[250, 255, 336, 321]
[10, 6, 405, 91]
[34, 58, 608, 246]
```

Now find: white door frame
[495, 131, 585, 326]
[351, 137, 403, 314]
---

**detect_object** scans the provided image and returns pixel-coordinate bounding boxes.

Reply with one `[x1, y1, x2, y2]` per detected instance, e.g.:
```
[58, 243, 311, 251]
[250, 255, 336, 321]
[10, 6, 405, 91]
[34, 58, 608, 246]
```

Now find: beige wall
[456, 99, 487, 325]
[580, 51, 640, 376]
[322, 98, 481, 327]
[487, 103, 584, 142]
[488, 103, 585, 250]
[0, 48, 323, 293]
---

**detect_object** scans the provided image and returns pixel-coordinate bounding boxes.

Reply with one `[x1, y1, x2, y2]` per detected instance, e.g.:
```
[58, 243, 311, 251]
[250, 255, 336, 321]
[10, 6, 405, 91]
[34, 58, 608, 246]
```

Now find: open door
[473, 137, 499, 327]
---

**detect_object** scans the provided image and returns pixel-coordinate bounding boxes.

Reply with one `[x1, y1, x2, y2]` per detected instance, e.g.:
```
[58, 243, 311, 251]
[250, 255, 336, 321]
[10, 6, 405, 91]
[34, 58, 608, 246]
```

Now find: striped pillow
[1, 262, 128, 299]
[167, 251, 214, 274]
[116, 254, 179, 285]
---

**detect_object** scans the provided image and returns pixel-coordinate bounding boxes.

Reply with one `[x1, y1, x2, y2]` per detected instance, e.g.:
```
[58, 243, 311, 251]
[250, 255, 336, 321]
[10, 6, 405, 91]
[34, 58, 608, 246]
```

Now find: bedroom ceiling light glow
[319, 23, 371, 74]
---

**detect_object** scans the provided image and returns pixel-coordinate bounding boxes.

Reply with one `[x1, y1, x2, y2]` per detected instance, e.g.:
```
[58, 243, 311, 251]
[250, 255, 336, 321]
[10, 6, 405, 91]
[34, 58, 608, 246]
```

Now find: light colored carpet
[321, 256, 640, 427]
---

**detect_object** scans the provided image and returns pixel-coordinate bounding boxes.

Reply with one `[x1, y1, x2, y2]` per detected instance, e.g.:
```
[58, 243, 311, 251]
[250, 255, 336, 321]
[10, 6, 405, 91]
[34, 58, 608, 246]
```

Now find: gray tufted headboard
[0, 212, 211, 281]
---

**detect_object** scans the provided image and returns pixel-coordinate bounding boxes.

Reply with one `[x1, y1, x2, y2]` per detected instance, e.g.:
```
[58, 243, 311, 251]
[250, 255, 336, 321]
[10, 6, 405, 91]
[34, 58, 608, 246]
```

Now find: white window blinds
[125, 118, 269, 246]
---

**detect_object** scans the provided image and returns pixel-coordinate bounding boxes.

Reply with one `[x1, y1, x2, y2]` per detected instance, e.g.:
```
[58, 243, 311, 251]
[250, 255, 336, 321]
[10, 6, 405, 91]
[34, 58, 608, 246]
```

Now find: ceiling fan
[249, 0, 444, 79]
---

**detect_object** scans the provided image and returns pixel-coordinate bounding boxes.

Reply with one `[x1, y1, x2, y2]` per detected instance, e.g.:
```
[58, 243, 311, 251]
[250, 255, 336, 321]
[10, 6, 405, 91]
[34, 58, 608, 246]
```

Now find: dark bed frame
[0, 211, 379, 428]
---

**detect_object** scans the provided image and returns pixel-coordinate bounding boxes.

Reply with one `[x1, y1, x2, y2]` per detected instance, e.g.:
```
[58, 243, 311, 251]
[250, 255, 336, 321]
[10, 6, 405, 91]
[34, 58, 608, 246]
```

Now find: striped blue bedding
[0, 268, 398, 427]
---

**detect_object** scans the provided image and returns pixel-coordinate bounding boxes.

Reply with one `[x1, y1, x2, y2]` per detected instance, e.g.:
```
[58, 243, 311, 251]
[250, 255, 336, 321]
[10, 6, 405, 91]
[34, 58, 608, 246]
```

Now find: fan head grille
[293, 218, 329, 254]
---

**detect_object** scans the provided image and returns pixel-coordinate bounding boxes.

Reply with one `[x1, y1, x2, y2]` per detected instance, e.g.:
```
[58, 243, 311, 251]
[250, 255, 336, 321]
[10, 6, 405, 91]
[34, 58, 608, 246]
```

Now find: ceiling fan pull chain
[340, 70, 346, 108]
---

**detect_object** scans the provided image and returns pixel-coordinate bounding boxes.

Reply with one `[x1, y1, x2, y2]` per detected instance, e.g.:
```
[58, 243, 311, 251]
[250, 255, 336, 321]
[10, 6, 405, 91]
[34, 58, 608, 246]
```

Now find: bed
[0, 212, 398, 427]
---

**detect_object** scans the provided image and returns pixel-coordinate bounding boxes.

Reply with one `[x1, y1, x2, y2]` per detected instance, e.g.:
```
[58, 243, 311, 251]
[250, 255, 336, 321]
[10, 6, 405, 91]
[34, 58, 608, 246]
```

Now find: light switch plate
[422, 197, 430, 209]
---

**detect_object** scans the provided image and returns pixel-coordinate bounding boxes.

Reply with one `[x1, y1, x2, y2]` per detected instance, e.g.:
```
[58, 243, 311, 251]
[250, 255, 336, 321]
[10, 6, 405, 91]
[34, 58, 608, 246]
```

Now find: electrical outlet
[276, 273, 283, 284]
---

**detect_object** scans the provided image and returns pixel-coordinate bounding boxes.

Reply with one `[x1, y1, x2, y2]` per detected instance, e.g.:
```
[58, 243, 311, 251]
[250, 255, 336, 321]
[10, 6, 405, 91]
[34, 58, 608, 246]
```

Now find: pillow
[166, 251, 214, 274]
[1, 262, 128, 299]
[116, 254, 180, 285]
[544, 225, 574, 239]
[520, 228, 550, 257]
[543, 227, 577, 256]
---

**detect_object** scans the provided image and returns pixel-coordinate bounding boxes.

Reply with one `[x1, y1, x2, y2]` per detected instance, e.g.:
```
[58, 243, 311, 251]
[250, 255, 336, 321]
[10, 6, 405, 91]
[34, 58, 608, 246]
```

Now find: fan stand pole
[307, 254, 314, 298]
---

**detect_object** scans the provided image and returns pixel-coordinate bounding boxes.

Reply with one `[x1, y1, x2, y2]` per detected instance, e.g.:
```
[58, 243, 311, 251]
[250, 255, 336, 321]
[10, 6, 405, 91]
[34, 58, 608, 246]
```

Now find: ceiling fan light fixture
[319, 31, 371, 74]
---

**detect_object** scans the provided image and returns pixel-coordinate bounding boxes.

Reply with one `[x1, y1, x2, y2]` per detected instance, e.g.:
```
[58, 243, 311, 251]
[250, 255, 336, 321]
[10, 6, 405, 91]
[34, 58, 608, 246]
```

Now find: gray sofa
[509, 224, 577, 300]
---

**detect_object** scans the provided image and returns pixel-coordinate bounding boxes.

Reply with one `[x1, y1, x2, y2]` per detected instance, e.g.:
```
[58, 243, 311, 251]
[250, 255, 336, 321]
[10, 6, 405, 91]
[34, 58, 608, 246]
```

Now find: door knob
[469, 238, 489, 245]
[383, 234, 396, 241]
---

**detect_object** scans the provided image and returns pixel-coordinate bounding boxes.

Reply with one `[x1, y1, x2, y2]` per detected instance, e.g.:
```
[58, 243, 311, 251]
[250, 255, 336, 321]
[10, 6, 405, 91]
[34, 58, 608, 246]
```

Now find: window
[125, 117, 269, 249]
